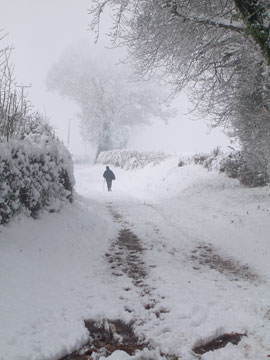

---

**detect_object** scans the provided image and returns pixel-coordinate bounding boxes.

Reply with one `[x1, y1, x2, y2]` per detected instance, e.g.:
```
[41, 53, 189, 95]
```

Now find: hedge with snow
[0, 136, 74, 225]
[98, 148, 269, 187]
[97, 149, 171, 169]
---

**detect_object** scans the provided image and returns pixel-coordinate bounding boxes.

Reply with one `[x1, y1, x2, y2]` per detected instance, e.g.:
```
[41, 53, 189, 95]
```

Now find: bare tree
[90, 0, 270, 184]
[47, 45, 174, 160]
[91, 0, 270, 66]
[0, 43, 30, 141]
[90, 1, 249, 118]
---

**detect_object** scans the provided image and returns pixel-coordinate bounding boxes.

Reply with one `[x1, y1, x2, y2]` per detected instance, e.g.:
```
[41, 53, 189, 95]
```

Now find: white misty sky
[0, 0, 230, 156]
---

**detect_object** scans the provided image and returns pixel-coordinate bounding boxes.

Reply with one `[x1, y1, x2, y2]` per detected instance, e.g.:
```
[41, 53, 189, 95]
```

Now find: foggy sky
[0, 0, 230, 156]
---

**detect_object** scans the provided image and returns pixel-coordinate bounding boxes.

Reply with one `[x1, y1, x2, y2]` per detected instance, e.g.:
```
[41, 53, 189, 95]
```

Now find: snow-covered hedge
[189, 147, 223, 171]
[189, 149, 269, 187]
[219, 151, 269, 187]
[98, 148, 269, 187]
[97, 149, 171, 169]
[0, 137, 74, 225]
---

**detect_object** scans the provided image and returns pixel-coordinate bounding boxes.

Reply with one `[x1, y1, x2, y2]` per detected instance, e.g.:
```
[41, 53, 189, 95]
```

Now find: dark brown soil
[106, 228, 148, 284]
[59, 319, 147, 359]
[59, 319, 181, 359]
[191, 243, 261, 283]
[193, 332, 246, 355]
[85, 319, 139, 346]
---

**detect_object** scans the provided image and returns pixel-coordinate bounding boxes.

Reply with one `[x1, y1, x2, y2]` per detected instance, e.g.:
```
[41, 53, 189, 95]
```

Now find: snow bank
[0, 137, 74, 225]
[0, 198, 118, 360]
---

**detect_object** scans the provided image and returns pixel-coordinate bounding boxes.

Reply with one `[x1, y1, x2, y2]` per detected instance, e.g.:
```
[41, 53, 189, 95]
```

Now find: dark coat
[103, 168, 115, 181]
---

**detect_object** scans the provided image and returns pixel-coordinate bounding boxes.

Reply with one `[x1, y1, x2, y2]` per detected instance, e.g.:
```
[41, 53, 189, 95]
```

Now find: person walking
[103, 166, 116, 191]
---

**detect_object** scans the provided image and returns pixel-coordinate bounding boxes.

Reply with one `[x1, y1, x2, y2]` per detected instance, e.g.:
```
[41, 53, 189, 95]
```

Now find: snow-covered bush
[190, 148, 269, 187]
[220, 151, 269, 187]
[182, 148, 269, 187]
[0, 135, 74, 225]
[97, 149, 171, 169]
[189, 147, 223, 171]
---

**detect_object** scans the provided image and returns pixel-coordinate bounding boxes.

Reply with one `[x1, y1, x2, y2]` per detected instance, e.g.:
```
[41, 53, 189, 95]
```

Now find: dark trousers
[106, 179, 112, 191]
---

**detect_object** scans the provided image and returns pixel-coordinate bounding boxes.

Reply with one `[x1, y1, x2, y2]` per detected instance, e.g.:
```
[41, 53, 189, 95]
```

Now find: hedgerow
[0, 134, 74, 225]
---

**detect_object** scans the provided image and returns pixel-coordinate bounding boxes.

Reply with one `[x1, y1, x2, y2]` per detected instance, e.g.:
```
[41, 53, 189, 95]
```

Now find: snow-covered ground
[1, 158, 270, 360]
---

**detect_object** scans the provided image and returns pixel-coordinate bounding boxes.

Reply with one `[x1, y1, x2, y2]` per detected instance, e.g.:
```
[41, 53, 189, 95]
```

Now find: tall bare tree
[47, 45, 173, 160]
[0, 40, 29, 141]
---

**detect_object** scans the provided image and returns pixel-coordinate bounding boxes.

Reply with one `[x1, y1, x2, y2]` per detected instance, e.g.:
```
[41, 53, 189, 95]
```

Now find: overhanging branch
[171, 8, 245, 33]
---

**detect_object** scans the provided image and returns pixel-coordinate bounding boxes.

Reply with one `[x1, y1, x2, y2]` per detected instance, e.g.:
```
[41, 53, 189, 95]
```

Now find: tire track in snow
[190, 242, 263, 285]
[105, 203, 162, 312]
[104, 203, 179, 360]
[104, 201, 266, 359]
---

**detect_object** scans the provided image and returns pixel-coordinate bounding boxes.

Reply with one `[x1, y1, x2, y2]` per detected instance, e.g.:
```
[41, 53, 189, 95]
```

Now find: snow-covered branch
[171, 7, 245, 32]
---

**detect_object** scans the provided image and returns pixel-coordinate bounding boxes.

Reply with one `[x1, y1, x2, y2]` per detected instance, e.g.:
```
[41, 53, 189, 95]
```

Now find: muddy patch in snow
[193, 332, 246, 355]
[60, 319, 180, 360]
[191, 243, 261, 283]
[59, 319, 147, 359]
[106, 203, 129, 226]
[105, 228, 148, 286]
[106, 204, 123, 223]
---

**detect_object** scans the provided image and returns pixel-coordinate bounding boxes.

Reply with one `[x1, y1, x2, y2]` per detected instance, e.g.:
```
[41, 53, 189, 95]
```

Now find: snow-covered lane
[74, 162, 270, 359]
[1, 160, 270, 360]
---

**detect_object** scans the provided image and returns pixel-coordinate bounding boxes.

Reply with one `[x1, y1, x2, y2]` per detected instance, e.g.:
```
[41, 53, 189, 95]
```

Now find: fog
[0, 0, 230, 157]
